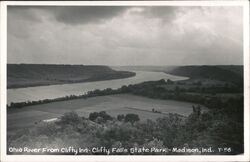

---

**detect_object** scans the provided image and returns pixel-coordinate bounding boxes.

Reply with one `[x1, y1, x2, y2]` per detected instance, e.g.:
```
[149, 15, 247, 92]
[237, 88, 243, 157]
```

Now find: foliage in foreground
[8, 97, 243, 155]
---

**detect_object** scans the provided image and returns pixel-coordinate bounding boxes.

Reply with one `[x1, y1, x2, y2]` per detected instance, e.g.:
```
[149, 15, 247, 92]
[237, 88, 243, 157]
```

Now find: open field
[7, 94, 206, 135]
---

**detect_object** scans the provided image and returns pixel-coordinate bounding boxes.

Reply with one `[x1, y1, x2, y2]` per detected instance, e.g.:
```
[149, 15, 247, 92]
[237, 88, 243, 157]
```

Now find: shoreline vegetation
[8, 65, 243, 109]
[7, 65, 244, 155]
[7, 78, 243, 109]
[7, 64, 136, 89]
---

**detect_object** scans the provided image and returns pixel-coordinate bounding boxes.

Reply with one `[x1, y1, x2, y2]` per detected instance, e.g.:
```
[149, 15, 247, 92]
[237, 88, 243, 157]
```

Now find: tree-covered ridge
[167, 65, 243, 87]
[7, 64, 135, 89]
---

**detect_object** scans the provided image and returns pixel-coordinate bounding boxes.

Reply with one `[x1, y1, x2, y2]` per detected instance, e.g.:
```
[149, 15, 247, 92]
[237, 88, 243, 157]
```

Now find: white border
[1, 1, 249, 162]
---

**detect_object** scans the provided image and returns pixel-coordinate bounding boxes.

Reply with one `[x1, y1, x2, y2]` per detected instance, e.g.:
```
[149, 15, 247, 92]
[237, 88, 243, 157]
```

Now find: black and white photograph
[0, 1, 249, 162]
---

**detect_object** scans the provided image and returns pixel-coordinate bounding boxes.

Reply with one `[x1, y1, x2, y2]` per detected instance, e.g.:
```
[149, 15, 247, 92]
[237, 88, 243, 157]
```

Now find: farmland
[7, 94, 205, 135]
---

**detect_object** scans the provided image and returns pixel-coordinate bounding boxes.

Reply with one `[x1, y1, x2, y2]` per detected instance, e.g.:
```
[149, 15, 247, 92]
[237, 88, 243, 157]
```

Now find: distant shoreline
[7, 64, 136, 89]
[7, 74, 136, 90]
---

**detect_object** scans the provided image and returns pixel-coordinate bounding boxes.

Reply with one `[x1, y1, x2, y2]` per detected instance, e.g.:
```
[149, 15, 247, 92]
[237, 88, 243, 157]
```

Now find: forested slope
[167, 65, 243, 86]
[7, 64, 135, 89]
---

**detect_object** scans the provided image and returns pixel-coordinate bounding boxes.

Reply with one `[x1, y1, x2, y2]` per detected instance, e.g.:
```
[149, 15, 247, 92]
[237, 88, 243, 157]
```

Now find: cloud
[42, 6, 128, 25]
[7, 6, 43, 39]
[7, 6, 243, 65]
[141, 6, 179, 23]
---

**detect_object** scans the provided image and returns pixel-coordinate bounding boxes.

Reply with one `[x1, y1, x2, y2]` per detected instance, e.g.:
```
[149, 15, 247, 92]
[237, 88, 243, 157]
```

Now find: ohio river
[7, 70, 188, 104]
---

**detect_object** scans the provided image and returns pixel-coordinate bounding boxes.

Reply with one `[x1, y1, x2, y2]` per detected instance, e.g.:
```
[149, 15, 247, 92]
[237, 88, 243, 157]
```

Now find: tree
[117, 114, 125, 121]
[99, 111, 113, 121]
[89, 111, 113, 122]
[60, 111, 81, 125]
[166, 79, 174, 85]
[124, 114, 140, 123]
[89, 112, 99, 121]
[192, 105, 201, 117]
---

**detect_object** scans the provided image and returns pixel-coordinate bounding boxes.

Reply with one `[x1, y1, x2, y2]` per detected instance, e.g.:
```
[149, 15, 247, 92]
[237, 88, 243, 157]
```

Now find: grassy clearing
[7, 94, 205, 134]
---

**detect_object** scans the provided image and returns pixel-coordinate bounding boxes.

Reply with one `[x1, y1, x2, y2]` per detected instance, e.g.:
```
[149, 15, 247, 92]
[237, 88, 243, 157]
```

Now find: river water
[7, 70, 188, 104]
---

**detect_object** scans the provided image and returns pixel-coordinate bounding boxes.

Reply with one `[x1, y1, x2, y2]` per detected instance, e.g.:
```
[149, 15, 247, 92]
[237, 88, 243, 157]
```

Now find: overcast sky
[7, 6, 243, 65]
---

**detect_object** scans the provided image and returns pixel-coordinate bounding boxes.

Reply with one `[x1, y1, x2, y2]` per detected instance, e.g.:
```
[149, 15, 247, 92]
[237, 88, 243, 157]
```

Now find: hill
[166, 65, 243, 86]
[7, 64, 136, 89]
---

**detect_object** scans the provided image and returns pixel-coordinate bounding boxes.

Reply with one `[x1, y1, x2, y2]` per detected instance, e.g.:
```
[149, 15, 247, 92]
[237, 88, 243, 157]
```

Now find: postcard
[0, 1, 249, 162]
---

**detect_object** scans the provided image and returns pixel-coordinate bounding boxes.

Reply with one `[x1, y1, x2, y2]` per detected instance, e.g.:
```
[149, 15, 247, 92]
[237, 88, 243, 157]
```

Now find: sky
[7, 6, 243, 65]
